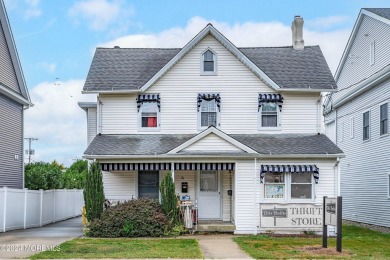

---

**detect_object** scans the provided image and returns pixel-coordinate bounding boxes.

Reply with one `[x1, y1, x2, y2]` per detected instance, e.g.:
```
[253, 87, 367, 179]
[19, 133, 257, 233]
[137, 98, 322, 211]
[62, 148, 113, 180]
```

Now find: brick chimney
[292, 16, 304, 50]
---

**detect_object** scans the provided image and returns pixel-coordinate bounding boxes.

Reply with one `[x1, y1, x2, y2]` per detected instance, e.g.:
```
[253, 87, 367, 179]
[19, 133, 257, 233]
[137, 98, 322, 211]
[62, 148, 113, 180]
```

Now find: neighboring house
[81, 17, 343, 234]
[324, 8, 390, 228]
[0, 0, 32, 189]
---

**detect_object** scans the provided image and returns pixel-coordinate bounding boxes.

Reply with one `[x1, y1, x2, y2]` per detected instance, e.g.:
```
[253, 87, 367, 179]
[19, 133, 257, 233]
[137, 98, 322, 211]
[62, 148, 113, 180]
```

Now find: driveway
[0, 217, 83, 259]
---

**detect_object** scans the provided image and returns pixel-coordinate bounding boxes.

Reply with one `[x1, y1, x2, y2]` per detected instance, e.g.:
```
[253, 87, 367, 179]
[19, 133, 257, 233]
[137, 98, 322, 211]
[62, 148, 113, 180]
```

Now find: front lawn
[234, 225, 390, 259]
[31, 238, 203, 259]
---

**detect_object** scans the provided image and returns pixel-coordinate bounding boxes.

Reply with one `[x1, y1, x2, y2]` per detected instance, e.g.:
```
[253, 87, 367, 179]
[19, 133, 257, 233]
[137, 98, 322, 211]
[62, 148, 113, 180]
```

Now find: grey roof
[364, 8, 390, 20]
[83, 46, 336, 91]
[84, 133, 343, 156]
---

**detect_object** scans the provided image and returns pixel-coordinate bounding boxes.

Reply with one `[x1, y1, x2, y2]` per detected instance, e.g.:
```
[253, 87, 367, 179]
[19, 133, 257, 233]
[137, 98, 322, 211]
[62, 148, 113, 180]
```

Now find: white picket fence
[0, 187, 84, 232]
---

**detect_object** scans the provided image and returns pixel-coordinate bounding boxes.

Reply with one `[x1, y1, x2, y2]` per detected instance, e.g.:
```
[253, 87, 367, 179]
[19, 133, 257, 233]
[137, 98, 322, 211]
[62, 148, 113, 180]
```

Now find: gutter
[280, 88, 337, 93]
[83, 153, 346, 160]
[0, 84, 33, 107]
[82, 89, 141, 94]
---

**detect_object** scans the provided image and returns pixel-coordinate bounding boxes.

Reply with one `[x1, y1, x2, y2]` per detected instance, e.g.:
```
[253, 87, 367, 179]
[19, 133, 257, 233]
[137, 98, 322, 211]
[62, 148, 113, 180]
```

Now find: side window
[137, 94, 160, 130]
[197, 94, 220, 129]
[363, 111, 370, 141]
[264, 172, 285, 199]
[201, 49, 217, 75]
[380, 103, 388, 136]
[258, 94, 283, 129]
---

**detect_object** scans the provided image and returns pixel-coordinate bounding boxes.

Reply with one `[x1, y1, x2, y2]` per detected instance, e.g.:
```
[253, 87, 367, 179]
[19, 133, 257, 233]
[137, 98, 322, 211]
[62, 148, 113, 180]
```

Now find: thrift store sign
[260, 204, 322, 228]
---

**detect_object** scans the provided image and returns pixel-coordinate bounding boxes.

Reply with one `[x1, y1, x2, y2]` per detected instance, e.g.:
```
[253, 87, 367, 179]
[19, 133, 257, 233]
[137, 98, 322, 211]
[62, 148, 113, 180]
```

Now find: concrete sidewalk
[0, 217, 83, 259]
[183, 234, 253, 259]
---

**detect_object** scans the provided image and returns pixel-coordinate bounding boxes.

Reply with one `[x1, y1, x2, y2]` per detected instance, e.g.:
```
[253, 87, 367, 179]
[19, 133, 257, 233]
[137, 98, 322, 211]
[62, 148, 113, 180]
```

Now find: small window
[140, 102, 158, 128]
[380, 103, 388, 135]
[370, 41, 375, 66]
[264, 172, 285, 199]
[200, 99, 217, 127]
[261, 103, 278, 127]
[200, 170, 218, 192]
[350, 117, 354, 139]
[291, 173, 312, 199]
[201, 49, 217, 75]
[363, 111, 370, 140]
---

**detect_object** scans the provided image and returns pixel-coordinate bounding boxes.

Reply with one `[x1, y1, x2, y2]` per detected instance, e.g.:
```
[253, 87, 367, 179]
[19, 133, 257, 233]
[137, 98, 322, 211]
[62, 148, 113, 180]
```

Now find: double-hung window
[380, 103, 388, 135]
[137, 94, 160, 130]
[363, 111, 370, 140]
[201, 49, 217, 75]
[258, 94, 283, 129]
[264, 172, 285, 199]
[198, 94, 220, 129]
[291, 173, 312, 199]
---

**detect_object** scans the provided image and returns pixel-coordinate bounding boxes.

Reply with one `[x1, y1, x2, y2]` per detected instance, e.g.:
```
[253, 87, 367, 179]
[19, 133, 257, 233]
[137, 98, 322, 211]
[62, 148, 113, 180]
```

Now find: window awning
[100, 162, 235, 172]
[197, 94, 221, 111]
[260, 164, 319, 183]
[137, 94, 160, 112]
[258, 93, 283, 111]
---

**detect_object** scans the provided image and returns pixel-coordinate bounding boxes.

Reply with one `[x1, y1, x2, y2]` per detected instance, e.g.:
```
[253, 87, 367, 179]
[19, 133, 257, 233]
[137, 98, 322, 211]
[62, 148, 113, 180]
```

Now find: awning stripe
[260, 164, 319, 183]
[100, 163, 235, 171]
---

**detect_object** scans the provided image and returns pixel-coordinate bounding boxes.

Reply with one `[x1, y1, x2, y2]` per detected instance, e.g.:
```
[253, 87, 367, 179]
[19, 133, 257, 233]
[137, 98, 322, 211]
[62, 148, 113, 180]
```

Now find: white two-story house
[80, 16, 343, 234]
[324, 8, 390, 228]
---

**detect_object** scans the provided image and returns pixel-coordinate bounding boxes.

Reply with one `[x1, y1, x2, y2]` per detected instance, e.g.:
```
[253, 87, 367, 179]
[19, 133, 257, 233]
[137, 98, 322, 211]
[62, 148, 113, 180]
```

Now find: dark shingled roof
[364, 8, 390, 20]
[84, 133, 343, 156]
[83, 46, 336, 91]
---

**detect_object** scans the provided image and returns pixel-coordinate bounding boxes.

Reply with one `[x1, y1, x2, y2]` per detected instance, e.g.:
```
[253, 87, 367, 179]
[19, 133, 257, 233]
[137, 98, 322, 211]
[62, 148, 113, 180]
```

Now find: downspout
[171, 162, 175, 182]
[334, 158, 340, 197]
[317, 95, 322, 133]
[97, 95, 103, 134]
[253, 158, 257, 235]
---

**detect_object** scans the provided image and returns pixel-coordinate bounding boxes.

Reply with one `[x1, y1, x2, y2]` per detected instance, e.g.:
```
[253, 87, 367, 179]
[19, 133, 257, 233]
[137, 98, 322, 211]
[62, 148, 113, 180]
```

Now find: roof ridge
[96, 47, 182, 50]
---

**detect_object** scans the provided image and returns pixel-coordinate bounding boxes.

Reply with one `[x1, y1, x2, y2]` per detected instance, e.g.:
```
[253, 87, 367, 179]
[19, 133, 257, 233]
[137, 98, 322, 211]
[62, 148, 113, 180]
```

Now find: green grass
[234, 225, 390, 259]
[30, 238, 203, 259]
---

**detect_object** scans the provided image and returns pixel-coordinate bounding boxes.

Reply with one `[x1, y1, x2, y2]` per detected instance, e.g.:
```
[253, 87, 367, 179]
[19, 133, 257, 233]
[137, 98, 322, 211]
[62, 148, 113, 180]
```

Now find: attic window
[201, 49, 217, 75]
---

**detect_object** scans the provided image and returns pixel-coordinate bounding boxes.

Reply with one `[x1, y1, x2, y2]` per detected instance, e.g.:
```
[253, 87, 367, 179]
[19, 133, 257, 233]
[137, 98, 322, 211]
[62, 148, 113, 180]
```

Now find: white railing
[0, 187, 84, 232]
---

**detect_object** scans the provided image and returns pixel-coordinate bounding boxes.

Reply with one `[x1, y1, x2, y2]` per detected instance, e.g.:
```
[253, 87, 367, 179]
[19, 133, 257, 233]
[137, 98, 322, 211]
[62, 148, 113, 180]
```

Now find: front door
[198, 170, 221, 219]
[138, 171, 159, 199]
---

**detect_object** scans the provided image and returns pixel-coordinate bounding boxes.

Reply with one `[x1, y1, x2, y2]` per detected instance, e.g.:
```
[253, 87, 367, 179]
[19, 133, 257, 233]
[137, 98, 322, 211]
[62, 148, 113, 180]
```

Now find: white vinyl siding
[87, 108, 97, 145]
[370, 41, 375, 66]
[350, 117, 354, 139]
[99, 35, 321, 135]
[325, 120, 336, 143]
[222, 170, 233, 221]
[182, 133, 243, 152]
[102, 171, 136, 201]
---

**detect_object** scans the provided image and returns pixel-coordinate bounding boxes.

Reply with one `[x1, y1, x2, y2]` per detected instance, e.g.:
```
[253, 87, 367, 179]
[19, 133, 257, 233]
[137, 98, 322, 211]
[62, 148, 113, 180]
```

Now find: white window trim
[379, 101, 389, 137]
[262, 172, 315, 203]
[200, 48, 218, 76]
[350, 117, 354, 139]
[258, 98, 282, 131]
[197, 93, 220, 131]
[362, 109, 371, 142]
[137, 101, 161, 132]
[370, 41, 375, 66]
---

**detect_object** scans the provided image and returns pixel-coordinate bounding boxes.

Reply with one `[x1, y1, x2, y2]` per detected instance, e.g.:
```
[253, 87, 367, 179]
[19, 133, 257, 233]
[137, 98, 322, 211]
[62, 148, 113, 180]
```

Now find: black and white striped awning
[137, 94, 161, 111]
[100, 162, 235, 172]
[260, 165, 319, 183]
[197, 94, 221, 111]
[101, 163, 172, 171]
[258, 93, 284, 111]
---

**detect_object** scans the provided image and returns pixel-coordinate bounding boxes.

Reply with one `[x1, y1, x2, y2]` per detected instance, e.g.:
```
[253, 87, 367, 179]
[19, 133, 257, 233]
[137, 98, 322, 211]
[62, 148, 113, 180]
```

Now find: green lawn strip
[30, 238, 203, 259]
[234, 225, 390, 259]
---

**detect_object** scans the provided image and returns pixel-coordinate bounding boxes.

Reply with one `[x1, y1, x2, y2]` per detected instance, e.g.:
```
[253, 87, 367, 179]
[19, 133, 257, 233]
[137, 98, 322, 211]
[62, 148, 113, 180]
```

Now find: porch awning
[260, 164, 319, 183]
[100, 162, 235, 171]
[137, 94, 160, 111]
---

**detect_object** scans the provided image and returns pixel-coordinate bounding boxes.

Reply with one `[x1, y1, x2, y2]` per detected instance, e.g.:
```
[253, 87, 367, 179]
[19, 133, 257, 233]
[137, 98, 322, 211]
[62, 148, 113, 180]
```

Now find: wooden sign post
[323, 196, 342, 253]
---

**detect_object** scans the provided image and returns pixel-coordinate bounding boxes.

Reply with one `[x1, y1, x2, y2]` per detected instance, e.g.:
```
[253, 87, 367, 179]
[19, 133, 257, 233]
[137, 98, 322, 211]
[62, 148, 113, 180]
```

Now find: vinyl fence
[0, 187, 84, 232]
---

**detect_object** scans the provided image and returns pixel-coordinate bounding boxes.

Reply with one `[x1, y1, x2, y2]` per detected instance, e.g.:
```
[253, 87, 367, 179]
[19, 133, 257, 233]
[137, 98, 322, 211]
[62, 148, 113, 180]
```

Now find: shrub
[160, 172, 180, 225]
[62, 160, 87, 189]
[24, 161, 63, 190]
[84, 161, 105, 221]
[87, 199, 168, 237]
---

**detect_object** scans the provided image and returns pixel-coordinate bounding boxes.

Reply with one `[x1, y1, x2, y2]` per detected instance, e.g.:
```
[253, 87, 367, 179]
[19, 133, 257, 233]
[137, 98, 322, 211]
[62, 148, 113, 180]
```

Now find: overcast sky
[4, 0, 390, 166]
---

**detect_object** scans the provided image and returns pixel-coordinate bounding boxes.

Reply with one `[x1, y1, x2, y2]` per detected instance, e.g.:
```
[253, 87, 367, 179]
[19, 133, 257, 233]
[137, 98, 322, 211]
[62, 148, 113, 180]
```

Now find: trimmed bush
[84, 161, 105, 221]
[160, 172, 180, 225]
[87, 199, 168, 237]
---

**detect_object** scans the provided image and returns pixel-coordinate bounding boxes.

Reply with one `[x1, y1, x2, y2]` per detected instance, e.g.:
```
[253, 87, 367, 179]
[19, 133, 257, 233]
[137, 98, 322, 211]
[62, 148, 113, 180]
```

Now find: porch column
[171, 162, 175, 182]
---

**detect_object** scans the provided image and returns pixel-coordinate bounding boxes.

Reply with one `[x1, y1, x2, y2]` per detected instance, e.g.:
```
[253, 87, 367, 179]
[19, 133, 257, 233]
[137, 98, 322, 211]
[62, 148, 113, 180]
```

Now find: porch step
[197, 222, 235, 233]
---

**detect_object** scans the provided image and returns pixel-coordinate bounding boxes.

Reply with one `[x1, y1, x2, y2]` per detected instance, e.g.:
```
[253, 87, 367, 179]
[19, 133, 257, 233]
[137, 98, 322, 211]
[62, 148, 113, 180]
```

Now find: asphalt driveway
[0, 217, 83, 259]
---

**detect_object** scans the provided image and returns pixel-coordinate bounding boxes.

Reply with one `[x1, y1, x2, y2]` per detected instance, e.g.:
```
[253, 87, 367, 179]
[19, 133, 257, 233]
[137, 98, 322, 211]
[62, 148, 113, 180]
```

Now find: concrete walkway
[0, 217, 83, 259]
[183, 234, 253, 259]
